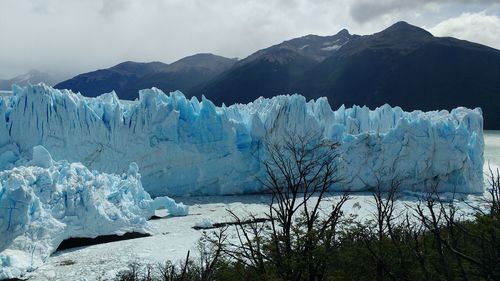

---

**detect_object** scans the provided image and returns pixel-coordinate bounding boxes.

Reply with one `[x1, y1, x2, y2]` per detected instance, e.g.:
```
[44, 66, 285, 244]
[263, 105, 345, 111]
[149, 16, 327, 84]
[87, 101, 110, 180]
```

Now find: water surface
[484, 130, 500, 168]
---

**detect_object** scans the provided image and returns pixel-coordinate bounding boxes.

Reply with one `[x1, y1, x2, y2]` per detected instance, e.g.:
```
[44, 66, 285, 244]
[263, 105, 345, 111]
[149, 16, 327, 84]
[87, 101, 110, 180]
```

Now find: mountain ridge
[195, 21, 500, 129]
[54, 53, 237, 100]
[53, 21, 500, 128]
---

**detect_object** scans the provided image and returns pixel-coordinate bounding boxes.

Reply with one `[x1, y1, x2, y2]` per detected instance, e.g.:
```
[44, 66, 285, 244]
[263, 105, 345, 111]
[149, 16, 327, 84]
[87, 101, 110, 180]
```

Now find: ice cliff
[0, 84, 484, 196]
[0, 146, 188, 279]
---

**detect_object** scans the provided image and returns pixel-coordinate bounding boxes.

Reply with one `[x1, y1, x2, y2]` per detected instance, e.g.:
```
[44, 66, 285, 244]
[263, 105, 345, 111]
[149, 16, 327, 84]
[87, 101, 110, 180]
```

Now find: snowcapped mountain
[196, 29, 353, 104]
[295, 21, 500, 129]
[195, 22, 500, 129]
[237, 29, 352, 65]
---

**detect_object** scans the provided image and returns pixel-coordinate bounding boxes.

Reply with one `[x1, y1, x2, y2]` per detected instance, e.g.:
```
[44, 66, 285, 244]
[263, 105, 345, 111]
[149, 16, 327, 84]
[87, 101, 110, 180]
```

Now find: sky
[0, 0, 499, 80]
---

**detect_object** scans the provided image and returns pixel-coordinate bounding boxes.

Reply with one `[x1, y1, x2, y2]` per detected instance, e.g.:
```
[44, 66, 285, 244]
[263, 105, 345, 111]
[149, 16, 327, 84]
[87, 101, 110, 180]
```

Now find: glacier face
[0, 146, 188, 279]
[0, 84, 484, 196]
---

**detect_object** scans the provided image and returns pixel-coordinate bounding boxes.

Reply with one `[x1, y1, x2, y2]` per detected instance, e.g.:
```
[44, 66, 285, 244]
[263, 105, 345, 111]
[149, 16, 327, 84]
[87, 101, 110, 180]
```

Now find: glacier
[0, 84, 484, 196]
[0, 146, 188, 279]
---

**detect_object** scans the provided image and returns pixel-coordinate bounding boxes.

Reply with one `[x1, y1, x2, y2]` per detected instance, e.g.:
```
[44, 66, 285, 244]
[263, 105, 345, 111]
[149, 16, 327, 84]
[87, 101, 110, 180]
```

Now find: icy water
[25, 130, 500, 280]
[0, 90, 12, 97]
[484, 130, 500, 168]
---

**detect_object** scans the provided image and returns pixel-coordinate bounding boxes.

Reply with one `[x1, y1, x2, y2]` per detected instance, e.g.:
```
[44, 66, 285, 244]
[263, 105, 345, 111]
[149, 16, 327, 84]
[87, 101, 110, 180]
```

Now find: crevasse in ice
[0, 146, 188, 279]
[0, 84, 484, 196]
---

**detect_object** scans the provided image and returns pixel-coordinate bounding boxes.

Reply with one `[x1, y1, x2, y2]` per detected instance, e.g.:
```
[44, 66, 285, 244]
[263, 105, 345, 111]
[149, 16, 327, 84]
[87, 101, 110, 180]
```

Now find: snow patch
[321, 44, 342, 51]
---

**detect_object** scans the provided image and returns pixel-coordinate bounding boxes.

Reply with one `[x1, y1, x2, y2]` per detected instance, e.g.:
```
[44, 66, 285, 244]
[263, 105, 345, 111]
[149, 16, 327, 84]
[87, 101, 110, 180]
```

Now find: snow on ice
[0, 84, 484, 196]
[0, 146, 188, 279]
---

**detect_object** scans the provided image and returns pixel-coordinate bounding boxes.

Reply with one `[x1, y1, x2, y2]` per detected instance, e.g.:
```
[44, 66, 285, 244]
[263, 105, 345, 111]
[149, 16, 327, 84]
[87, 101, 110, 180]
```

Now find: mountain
[296, 21, 500, 129]
[55, 61, 170, 100]
[134, 54, 238, 97]
[196, 22, 500, 129]
[55, 22, 500, 128]
[55, 54, 237, 100]
[0, 70, 64, 90]
[194, 29, 354, 104]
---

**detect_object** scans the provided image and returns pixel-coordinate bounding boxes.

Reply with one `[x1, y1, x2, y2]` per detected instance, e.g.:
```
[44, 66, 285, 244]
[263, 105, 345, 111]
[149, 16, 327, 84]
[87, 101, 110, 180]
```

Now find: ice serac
[0, 84, 484, 196]
[0, 147, 188, 279]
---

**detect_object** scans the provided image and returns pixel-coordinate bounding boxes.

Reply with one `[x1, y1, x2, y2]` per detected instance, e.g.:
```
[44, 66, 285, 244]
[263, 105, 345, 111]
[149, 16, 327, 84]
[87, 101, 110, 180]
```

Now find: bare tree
[411, 175, 500, 281]
[156, 261, 176, 281]
[362, 178, 401, 281]
[197, 227, 229, 281]
[215, 210, 269, 279]
[486, 166, 500, 216]
[221, 131, 348, 281]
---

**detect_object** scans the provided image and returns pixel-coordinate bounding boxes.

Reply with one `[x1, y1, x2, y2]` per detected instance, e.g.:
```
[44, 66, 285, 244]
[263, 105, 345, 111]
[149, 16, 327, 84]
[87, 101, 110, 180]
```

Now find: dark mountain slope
[298, 22, 500, 128]
[195, 30, 353, 105]
[54, 61, 170, 100]
[135, 54, 237, 95]
[196, 21, 500, 128]
[55, 21, 500, 128]
[55, 54, 236, 100]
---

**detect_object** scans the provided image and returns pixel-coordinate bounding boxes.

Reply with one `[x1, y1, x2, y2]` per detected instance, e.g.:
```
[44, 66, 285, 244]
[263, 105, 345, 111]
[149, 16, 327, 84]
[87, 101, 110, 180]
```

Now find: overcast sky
[1, 0, 499, 79]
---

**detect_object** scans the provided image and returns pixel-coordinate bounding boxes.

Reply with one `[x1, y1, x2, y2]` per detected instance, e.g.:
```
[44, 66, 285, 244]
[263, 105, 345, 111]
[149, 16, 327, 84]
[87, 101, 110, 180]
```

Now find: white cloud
[0, 0, 498, 79]
[99, 0, 130, 16]
[0, 0, 359, 79]
[429, 11, 500, 49]
[349, 0, 499, 23]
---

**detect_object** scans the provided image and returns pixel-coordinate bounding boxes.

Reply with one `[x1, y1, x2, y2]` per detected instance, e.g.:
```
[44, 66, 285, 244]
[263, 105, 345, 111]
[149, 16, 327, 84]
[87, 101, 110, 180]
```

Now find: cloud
[99, 0, 130, 16]
[349, 0, 499, 23]
[30, 2, 54, 15]
[0, 0, 357, 78]
[350, 0, 422, 23]
[429, 11, 500, 49]
[0, 0, 498, 79]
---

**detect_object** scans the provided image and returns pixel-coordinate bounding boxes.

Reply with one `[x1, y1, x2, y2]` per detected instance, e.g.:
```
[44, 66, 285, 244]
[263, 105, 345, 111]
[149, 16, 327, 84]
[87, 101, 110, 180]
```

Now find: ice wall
[0, 84, 484, 196]
[0, 146, 188, 279]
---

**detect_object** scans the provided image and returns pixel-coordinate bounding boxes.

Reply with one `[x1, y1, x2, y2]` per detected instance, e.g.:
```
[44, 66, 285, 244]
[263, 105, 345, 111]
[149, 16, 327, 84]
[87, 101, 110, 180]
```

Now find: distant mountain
[196, 22, 500, 129]
[55, 54, 237, 100]
[0, 70, 64, 90]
